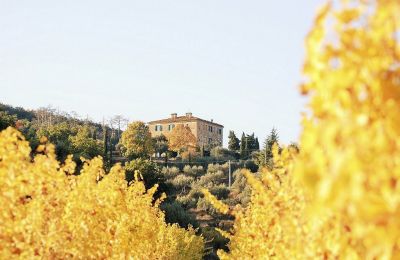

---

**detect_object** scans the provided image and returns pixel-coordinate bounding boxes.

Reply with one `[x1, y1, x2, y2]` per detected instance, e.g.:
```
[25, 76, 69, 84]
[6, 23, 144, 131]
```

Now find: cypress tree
[255, 137, 260, 151]
[247, 133, 255, 151]
[103, 127, 108, 158]
[200, 144, 205, 157]
[263, 128, 279, 165]
[228, 131, 240, 151]
[109, 132, 113, 164]
[240, 132, 246, 159]
[92, 128, 97, 140]
[244, 137, 249, 158]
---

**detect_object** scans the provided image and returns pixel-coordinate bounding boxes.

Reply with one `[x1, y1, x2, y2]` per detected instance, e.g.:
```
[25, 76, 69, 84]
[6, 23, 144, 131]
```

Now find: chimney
[171, 113, 177, 119]
[211, 119, 214, 123]
[186, 112, 192, 118]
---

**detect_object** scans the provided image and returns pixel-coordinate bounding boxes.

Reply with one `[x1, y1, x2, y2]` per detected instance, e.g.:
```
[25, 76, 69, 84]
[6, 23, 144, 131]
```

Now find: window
[168, 124, 175, 131]
[218, 129, 222, 135]
[155, 125, 163, 131]
[208, 126, 213, 132]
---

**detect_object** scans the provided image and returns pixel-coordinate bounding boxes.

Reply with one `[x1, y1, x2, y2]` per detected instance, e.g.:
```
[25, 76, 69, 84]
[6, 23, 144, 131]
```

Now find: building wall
[196, 120, 223, 148]
[148, 119, 223, 149]
[148, 121, 197, 139]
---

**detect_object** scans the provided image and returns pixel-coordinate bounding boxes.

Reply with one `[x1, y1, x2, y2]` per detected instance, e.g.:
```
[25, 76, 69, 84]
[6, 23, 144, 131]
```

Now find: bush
[210, 147, 236, 160]
[167, 174, 194, 191]
[124, 158, 169, 198]
[162, 166, 180, 179]
[201, 227, 229, 253]
[181, 150, 200, 161]
[161, 201, 199, 229]
[207, 163, 229, 175]
[183, 165, 195, 176]
[193, 165, 205, 175]
[209, 184, 229, 200]
[243, 159, 258, 173]
[176, 194, 198, 209]
[196, 197, 218, 215]
[228, 169, 254, 207]
[198, 170, 225, 187]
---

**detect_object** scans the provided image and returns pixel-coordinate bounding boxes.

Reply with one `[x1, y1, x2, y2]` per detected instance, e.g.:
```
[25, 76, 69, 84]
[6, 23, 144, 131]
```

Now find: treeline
[0, 103, 124, 166]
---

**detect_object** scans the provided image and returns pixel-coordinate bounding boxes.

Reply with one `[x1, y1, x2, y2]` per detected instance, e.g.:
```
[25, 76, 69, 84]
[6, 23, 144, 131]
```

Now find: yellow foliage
[206, 0, 400, 259]
[0, 127, 204, 259]
[297, 0, 400, 258]
[167, 124, 197, 153]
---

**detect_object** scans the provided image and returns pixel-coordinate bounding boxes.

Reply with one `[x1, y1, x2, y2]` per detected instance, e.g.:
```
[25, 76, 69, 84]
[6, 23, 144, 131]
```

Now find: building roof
[148, 114, 223, 128]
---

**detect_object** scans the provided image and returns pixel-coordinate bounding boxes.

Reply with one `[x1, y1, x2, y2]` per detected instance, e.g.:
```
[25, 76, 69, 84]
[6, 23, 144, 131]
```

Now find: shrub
[162, 166, 180, 179]
[193, 165, 205, 175]
[176, 194, 198, 209]
[124, 158, 168, 198]
[210, 147, 236, 160]
[228, 169, 254, 207]
[201, 227, 229, 253]
[209, 184, 229, 200]
[183, 165, 195, 176]
[243, 159, 258, 173]
[196, 197, 218, 215]
[167, 174, 194, 191]
[161, 201, 199, 229]
[198, 170, 225, 187]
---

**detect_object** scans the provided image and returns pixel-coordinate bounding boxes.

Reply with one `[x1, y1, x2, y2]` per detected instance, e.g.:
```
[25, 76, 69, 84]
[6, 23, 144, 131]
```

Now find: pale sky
[1, 0, 323, 146]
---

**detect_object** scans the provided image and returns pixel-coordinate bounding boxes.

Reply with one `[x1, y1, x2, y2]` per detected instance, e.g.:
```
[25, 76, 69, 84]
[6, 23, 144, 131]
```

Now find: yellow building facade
[148, 113, 223, 148]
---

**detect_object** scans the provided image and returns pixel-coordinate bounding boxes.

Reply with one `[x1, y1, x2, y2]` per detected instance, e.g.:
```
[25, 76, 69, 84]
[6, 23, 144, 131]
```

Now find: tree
[254, 128, 280, 168]
[124, 159, 164, 191]
[119, 121, 154, 159]
[246, 133, 256, 153]
[198, 145, 203, 157]
[103, 126, 109, 158]
[69, 125, 103, 160]
[168, 124, 197, 156]
[0, 111, 17, 131]
[264, 128, 279, 160]
[36, 122, 75, 161]
[153, 134, 169, 157]
[228, 131, 240, 151]
[240, 132, 246, 159]
[110, 115, 128, 141]
[255, 137, 260, 151]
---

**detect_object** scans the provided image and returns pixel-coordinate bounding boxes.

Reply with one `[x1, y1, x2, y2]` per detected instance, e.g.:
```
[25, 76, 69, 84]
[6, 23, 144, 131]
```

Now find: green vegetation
[119, 121, 154, 159]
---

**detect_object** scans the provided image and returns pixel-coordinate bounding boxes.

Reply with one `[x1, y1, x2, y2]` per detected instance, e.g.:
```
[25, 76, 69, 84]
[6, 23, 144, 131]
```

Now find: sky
[1, 0, 323, 146]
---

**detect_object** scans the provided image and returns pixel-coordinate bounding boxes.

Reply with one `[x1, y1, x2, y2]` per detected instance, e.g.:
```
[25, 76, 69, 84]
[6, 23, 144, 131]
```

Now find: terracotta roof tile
[148, 116, 223, 127]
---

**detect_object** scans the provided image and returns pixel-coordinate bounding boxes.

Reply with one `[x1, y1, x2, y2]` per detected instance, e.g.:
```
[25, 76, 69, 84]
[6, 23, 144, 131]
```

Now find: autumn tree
[168, 124, 197, 156]
[205, 0, 400, 259]
[0, 127, 204, 259]
[119, 121, 154, 159]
